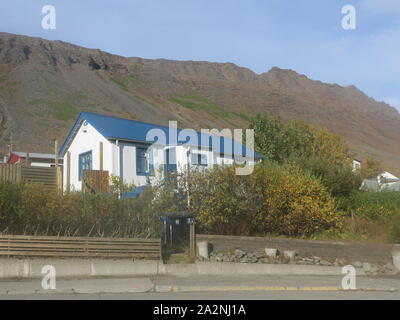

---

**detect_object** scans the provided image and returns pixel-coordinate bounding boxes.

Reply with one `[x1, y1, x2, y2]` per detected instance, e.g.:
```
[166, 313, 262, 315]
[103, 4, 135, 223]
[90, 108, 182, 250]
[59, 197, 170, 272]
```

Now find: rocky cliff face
[0, 32, 399, 172]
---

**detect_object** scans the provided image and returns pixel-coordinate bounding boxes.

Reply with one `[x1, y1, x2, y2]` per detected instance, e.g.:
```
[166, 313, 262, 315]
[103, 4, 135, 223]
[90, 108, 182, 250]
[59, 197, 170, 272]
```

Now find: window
[191, 152, 208, 166]
[136, 147, 154, 175]
[78, 151, 92, 180]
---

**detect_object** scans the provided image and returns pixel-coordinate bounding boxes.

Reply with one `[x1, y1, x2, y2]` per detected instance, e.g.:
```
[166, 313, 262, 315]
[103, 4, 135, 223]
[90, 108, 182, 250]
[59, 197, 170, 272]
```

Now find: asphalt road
[0, 274, 399, 300]
[1, 290, 400, 300]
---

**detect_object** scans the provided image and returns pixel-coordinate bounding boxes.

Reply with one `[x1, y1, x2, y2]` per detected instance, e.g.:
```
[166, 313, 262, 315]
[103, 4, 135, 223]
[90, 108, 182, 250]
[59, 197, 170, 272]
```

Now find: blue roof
[59, 112, 263, 159]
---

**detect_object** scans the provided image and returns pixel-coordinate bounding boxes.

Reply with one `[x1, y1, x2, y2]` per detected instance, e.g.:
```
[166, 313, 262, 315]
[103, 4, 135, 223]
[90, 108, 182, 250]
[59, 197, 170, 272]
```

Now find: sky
[0, 0, 399, 111]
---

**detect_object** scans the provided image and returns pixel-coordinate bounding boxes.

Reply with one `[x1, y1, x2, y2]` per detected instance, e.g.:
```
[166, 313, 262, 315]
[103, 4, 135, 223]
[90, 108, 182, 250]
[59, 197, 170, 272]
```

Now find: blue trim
[121, 186, 146, 199]
[136, 146, 154, 176]
[78, 150, 92, 181]
[59, 114, 84, 157]
[164, 148, 177, 173]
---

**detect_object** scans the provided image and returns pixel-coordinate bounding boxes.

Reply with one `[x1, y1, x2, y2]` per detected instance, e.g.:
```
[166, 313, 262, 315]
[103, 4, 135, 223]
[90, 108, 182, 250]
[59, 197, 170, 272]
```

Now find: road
[1, 290, 400, 300]
[0, 274, 399, 300]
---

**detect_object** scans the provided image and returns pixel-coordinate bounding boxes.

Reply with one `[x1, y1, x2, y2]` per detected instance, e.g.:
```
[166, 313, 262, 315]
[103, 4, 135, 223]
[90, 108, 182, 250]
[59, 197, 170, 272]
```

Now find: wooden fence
[0, 164, 21, 182]
[82, 169, 109, 193]
[0, 235, 161, 259]
[0, 164, 61, 191]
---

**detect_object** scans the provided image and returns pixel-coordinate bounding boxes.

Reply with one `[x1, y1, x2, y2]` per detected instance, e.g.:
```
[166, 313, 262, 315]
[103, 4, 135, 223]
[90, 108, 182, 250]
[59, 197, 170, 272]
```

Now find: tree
[249, 114, 360, 198]
[358, 157, 382, 179]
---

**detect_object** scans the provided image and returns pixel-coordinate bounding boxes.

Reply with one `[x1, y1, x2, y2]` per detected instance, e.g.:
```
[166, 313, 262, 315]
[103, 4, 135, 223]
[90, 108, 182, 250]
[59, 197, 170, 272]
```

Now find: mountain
[0, 32, 399, 173]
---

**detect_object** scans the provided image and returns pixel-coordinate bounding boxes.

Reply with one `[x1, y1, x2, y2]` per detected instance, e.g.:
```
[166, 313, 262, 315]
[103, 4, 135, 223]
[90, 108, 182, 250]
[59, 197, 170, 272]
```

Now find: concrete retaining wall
[0, 258, 161, 279]
[197, 234, 394, 263]
[0, 258, 356, 279]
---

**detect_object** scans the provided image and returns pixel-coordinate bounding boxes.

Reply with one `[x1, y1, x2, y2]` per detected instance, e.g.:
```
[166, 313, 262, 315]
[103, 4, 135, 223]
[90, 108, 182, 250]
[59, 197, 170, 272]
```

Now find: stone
[320, 260, 333, 266]
[255, 252, 265, 259]
[363, 262, 372, 272]
[265, 248, 278, 258]
[312, 256, 321, 262]
[283, 250, 296, 260]
[248, 256, 258, 263]
[215, 253, 224, 262]
[369, 264, 380, 274]
[353, 261, 363, 268]
[234, 249, 247, 258]
[336, 258, 346, 266]
[383, 262, 395, 271]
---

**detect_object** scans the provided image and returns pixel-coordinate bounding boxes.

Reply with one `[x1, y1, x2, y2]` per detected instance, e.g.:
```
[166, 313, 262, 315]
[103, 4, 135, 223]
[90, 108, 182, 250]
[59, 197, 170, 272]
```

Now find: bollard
[392, 245, 400, 271]
[197, 241, 209, 260]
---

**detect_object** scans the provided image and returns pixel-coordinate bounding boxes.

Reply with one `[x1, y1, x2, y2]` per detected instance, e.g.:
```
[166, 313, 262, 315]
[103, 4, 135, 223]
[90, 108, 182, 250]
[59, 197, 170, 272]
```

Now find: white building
[6, 152, 63, 168]
[378, 171, 400, 188]
[352, 159, 361, 171]
[360, 171, 400, 192]
[59, 112, 262, 195]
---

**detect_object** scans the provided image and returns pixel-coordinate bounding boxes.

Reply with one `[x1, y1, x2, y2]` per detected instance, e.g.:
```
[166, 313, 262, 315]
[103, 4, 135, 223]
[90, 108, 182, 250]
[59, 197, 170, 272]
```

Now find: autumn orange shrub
[189, 163, 341, 237]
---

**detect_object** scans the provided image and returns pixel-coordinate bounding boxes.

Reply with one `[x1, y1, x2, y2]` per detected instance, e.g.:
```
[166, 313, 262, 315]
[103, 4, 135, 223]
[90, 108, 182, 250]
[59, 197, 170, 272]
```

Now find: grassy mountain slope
[0, 32, 399, 173]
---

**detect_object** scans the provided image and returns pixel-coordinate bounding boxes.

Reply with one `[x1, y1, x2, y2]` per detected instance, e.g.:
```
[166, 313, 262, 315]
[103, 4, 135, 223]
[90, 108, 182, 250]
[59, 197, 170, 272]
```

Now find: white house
[59, 112, 262, 195]
[360, 171, 400, 192]
[352, 159, 361, 171]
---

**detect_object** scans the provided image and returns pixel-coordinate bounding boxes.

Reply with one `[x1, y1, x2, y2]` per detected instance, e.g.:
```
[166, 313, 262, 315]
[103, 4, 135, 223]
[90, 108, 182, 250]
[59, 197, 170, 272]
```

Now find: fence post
[99, 142, 103, 171]
[66, 151, 71, 192]
[26, 152, 30, 167]
[54, 140, 60, 192]
[189, 222, 196, 260]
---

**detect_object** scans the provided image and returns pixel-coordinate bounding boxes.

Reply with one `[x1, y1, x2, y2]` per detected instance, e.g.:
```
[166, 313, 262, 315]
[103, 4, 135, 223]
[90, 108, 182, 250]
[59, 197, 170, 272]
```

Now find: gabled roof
[59, 112, 263, 159]
[378, 171, 399, 181]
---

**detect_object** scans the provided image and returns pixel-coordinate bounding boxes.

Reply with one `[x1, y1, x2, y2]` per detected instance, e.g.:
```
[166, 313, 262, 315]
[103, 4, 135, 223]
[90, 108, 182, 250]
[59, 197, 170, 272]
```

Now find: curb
[2, 285, 398, 295]
[155, 285, 399, 293]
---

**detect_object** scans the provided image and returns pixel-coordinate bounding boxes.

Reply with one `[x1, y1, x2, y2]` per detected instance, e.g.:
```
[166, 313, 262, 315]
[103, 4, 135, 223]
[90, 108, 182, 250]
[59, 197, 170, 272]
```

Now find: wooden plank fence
[22, 166, 58, 191]
[82, 169, 109, 193]
[0, 235, 161, 259]
[0, 164, 22, 182]
[0, 164, 61, 192]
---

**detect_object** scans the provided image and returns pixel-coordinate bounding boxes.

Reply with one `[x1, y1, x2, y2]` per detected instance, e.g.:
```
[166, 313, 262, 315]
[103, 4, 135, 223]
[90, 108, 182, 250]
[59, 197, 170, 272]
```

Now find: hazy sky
[1, 0, 399, 111]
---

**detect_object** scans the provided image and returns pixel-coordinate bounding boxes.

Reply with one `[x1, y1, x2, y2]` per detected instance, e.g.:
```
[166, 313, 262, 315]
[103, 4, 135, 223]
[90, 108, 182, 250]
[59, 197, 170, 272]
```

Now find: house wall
[63, 122, 113, 191]
[119, 142, 161, 187]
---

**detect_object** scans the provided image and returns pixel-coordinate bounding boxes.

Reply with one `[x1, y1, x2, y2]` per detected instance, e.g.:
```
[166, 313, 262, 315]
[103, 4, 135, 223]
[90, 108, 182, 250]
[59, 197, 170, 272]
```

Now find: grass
[348, 191, 400, 220]
[48, 100, 78, 121]
[110, 75, 137, 91]
[29, 91, 91, 122]
[311, 217, 396, 243]
[169, 94, 237, 120]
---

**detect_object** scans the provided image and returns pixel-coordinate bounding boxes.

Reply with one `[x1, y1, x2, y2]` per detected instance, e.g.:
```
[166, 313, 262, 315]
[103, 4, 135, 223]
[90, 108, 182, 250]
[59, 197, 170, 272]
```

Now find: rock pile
[197, 248, 398, 276]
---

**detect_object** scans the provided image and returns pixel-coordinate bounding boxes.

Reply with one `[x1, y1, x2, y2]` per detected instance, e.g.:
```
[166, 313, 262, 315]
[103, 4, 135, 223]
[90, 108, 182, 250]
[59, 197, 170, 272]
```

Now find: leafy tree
[358, 157, 382, 179]
[249, 114, 360, 198]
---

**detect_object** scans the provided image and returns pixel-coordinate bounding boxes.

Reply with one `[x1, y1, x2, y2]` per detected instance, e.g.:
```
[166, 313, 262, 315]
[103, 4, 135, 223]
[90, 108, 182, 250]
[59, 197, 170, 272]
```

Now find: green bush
[348, 191, 400, 220]
[391, 216, 400, 243]
[249, 114, 361, 199]
[0, 181, 160, 238]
